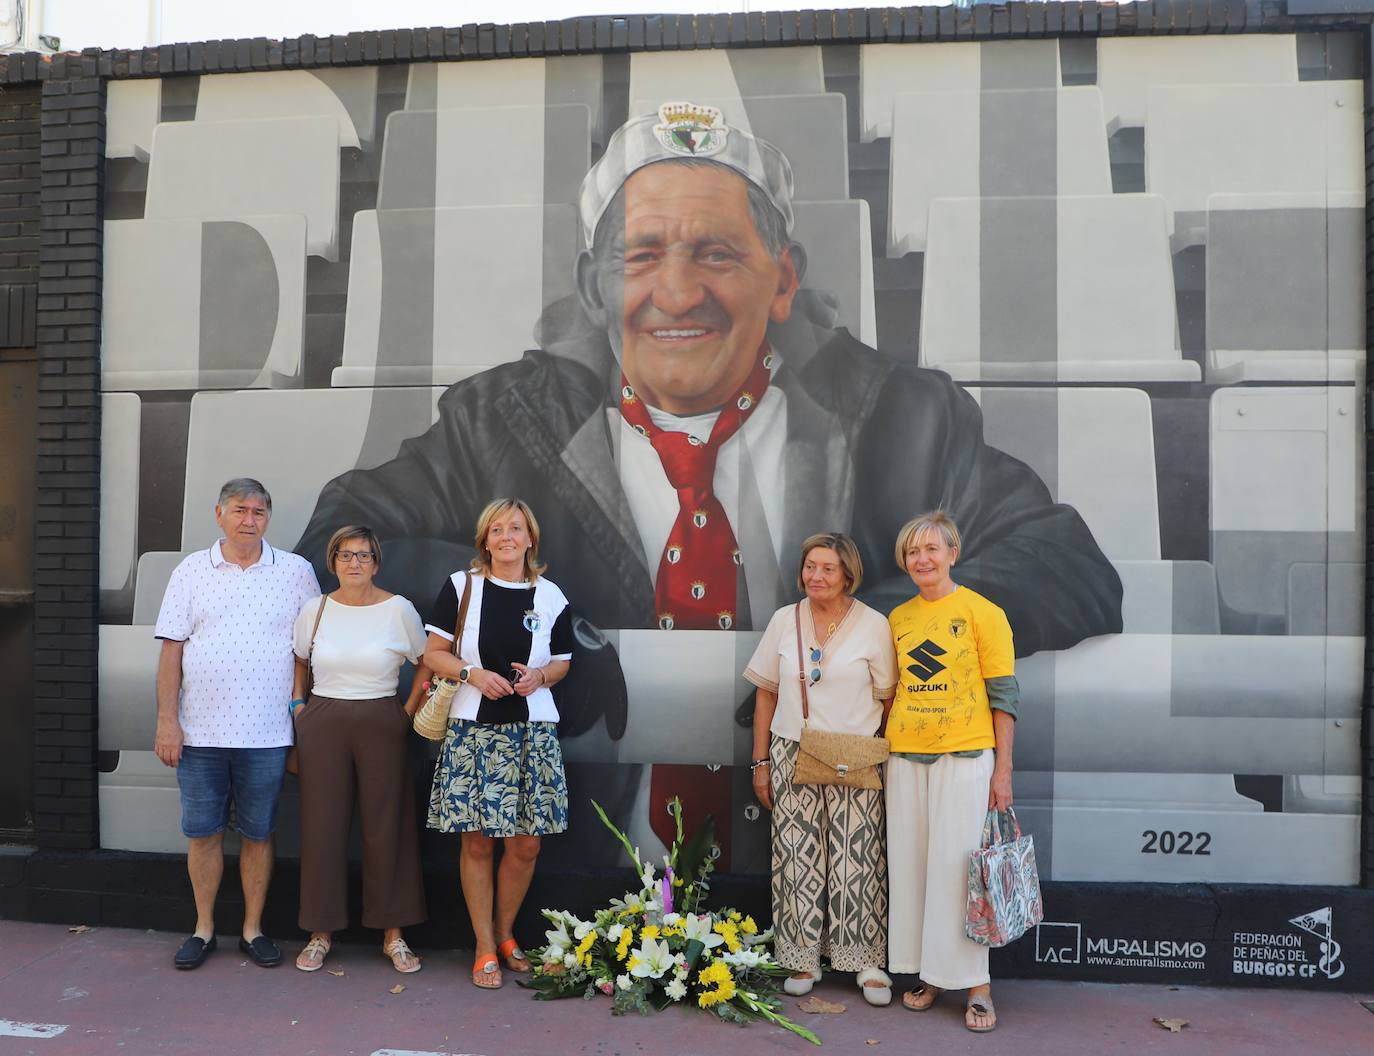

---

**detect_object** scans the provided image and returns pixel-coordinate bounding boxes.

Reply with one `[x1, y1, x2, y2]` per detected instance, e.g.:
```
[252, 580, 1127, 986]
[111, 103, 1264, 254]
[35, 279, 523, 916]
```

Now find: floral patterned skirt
[427, 719, 568, 837]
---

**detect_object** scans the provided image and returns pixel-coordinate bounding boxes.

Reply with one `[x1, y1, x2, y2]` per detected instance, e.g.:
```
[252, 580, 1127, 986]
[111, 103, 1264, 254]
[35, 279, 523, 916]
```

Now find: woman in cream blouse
[744, 532, 898, 1007]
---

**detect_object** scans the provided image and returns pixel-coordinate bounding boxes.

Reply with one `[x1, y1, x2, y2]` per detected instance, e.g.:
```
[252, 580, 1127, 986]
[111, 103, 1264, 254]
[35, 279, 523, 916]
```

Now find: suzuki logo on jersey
[906, 639, 947, 682]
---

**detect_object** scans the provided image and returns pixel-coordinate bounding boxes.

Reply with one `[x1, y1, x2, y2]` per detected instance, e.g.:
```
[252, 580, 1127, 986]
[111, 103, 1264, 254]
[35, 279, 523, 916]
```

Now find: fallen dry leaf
[326, 968, 345, 977]
[67, 925, 91, 934]
[389, 984, 406, 994]
[1153, 1017, 1189, 1033]
[798, 996, 846, 1014]
[865, 1040, 880, 1046]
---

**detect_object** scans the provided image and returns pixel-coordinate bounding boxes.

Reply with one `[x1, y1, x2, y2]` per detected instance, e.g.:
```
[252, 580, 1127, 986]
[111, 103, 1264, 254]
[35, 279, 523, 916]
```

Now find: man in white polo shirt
[153, 477, 320, 970]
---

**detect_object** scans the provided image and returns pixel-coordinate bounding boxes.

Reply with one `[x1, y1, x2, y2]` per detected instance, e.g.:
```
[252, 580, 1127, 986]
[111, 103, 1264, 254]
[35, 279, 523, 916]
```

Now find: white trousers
[886, 752, 993, 989]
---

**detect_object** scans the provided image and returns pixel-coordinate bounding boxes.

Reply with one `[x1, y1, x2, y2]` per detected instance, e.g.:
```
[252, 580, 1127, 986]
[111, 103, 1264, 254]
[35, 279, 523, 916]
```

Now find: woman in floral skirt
[420, 497, 574, 989]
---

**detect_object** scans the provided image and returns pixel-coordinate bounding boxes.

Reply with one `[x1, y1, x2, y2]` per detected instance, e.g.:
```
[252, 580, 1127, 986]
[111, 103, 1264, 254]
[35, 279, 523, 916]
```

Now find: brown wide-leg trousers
[295, 695, 427, 933]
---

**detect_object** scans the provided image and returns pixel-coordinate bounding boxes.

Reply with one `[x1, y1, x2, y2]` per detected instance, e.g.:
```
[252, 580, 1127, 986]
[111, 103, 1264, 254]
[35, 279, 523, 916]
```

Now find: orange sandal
[497, 938, 531, 973]
[472, 953, 502, 989]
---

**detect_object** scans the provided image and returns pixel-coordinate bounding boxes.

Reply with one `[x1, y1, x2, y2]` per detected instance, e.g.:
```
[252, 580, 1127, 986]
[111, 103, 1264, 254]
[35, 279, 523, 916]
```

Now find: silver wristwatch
[459, 664, 474, 683]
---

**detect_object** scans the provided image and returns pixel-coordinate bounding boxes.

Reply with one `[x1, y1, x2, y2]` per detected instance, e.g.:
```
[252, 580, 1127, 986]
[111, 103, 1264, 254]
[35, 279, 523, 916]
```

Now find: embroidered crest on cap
[654, 102, 729, 158]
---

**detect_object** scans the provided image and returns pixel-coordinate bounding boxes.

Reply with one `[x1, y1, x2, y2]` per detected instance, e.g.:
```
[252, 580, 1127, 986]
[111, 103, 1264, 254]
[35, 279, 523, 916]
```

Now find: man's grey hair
[591, 157, 793, 262]
[217, 477, 272, 513]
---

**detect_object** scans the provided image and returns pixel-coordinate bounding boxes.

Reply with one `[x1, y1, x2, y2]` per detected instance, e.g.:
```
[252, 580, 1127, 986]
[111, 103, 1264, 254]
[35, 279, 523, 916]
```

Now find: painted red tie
[619, 349, 773, 631]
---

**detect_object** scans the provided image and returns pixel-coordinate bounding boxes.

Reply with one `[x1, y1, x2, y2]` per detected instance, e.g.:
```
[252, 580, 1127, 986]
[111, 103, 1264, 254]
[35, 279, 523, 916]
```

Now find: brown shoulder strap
[451, 571, 473, 656]
[307, 594, 328, 681]
[794, 602, 809, 724]
[308, 594, 328, 653]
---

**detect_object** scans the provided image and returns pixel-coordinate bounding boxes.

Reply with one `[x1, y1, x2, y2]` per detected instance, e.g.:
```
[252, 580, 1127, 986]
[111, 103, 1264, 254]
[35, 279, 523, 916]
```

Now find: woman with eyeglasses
[743, 532, 898, 1007]
[885, 511, 1017, 1033]
[289, 525, 428, 974]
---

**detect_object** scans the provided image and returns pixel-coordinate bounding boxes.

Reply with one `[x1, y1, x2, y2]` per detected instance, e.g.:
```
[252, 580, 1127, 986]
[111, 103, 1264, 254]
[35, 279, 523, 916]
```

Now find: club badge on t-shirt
[522, 609, 542, 634]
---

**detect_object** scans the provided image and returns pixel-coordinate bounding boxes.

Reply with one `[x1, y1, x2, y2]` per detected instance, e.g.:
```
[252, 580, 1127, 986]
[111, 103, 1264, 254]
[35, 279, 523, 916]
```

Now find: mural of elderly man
[299, 103, 1121, 650]
[296, 104, 1122, 859]
[154, 478, 321, 970]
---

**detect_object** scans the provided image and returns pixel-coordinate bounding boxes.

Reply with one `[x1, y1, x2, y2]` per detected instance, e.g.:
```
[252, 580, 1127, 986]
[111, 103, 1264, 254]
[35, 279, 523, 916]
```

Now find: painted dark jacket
[296, 308, 1123, 659]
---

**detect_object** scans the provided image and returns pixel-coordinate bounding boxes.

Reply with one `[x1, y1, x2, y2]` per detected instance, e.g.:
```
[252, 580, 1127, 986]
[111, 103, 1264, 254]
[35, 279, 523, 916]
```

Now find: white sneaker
[857, 967, 892, 1007]
[783, 968, 822, 996]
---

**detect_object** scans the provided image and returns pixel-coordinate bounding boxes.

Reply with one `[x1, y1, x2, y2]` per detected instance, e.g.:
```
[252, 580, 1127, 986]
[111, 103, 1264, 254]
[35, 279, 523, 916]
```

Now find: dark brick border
[31, 76, 104, 850]
[1, 1, 1373, 80]
[4, 1, 1371, 886]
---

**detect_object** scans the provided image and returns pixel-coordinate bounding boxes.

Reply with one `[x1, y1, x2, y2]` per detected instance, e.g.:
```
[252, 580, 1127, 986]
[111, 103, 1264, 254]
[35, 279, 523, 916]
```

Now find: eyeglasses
[336, 551, 375, 565]
[808, 645, 823, 685]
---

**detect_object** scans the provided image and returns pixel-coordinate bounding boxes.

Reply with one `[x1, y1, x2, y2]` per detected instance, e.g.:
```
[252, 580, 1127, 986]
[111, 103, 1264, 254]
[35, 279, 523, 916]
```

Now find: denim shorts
[176, 746, 290, 841]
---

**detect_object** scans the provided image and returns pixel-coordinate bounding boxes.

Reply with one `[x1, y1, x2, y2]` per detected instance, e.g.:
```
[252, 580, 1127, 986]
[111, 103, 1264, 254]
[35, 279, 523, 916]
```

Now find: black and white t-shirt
[425, 573, 573, 724]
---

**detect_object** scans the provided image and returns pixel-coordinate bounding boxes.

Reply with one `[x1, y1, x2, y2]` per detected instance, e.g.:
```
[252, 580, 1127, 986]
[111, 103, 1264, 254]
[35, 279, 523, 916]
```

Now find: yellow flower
[741, 915, 758, 935]
[660, 924, 683, 938]
[640, 925, 660, 941]
[696, 962, 738, 1008]
[672, 876, 684, 887]
[713, 920, 742, 953]
[615, 926, 635, 961]
[626, 955, 642, 973]
[728, 911, 742, 923]
[574, 930, 597, 960]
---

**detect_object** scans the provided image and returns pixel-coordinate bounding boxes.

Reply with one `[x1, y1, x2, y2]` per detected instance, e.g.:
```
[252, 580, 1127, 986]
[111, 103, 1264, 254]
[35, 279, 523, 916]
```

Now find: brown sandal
[902, 984, 943, 1011]
[965, 995, 997, 1032]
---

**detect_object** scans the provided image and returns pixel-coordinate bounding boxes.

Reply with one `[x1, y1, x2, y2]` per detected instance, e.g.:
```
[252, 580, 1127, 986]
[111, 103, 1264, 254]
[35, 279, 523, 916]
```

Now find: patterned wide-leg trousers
[769, 735, 887, 973]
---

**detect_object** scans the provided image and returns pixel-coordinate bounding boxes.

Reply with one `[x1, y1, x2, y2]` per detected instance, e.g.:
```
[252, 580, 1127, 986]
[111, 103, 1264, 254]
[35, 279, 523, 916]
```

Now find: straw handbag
[790, 603, 889, 790]
[412, 571, 472, 741]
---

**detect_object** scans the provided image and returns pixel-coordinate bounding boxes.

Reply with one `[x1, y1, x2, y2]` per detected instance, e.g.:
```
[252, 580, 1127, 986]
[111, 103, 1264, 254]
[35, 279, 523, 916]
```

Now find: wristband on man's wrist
[289, 698, 305, 715]
[749, 758, 770, 772]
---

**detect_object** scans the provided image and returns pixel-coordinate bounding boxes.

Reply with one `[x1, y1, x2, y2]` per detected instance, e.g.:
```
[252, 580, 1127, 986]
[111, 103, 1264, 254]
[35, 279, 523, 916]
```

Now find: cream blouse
[743, 598, 898, 742]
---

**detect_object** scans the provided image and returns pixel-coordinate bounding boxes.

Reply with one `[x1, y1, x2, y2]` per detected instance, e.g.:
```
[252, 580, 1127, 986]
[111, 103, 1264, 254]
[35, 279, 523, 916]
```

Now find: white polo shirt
[154, 539, 321, 748]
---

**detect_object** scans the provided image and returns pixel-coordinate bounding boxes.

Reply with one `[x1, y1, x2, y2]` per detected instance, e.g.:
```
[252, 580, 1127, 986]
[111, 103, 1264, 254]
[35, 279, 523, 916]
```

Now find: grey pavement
[0, 919, 1370, 1056]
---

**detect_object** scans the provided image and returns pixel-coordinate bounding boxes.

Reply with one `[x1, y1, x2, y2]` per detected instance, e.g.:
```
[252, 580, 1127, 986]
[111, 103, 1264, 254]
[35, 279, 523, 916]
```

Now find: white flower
[543, 919, 572, 956]
[628, 937, 675, 980]
[665, 978, 688, 1002]
[661, 912, 682, 928]
[606, 923, 625, 942]
[573, 919, 598, 941]
[722, 948, 767, 969]
[640, 865, 657, 892]
[563, 953, 578, 969]
[616, 973, 633, 991]
[682, 913, 725, 949]
[609, 892, 644, 914]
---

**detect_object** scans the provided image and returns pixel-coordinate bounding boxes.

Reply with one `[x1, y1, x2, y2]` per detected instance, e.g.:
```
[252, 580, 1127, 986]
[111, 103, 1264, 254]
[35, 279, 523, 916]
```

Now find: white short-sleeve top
[744, 599, 898, 742]
[294, 594, 427, 700]
[153, 540, 321, 748]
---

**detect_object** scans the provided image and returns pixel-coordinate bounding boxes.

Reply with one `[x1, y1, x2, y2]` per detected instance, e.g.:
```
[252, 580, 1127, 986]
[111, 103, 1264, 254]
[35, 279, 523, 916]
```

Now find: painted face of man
[584, 162, 800, 416]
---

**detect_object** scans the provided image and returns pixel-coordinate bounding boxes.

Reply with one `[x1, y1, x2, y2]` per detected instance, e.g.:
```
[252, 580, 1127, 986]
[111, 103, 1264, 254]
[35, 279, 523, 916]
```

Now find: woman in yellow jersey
[885, 511, 1017, 1033]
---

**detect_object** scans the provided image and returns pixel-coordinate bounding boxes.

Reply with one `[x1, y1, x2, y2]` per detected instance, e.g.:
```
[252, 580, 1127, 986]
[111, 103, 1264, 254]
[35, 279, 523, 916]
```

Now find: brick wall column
[32, 76, 105, 850]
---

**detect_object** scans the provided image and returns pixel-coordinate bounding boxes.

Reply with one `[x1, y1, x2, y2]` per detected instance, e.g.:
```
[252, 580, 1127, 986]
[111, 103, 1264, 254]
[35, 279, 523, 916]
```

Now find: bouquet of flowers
[524, 799, 820, 1044]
